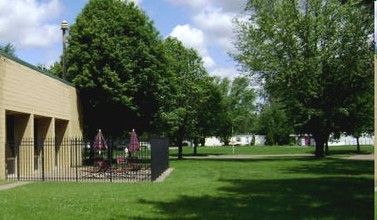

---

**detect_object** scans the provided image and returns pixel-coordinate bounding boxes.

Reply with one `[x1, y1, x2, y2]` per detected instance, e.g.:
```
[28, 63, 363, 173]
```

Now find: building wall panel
[0, 54, 83, 180]
[0, 55, 82, 137]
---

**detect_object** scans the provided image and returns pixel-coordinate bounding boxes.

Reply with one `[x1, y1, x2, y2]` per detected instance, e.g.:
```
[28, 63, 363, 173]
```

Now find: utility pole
[61, 20, 68, 80]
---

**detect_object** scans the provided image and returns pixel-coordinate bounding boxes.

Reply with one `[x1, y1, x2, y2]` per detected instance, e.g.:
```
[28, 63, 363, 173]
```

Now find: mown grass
[0, 153, 373, 219]
[169, 145, 374, 157]
[375, 192, 377, 220]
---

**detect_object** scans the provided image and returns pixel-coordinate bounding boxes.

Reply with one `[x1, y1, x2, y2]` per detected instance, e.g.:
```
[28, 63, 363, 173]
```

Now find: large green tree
[227, 77, 256, 134]
[234, 0, 373, 157]
[190, 77, 225, 154]
[215, 77, 256, 141]
[47, 61, 62, 77]
[66, 0, 169, 138]
[0, 43, 16, 57]
[255, 101, 293, 145]
[159, 37, 221, 159]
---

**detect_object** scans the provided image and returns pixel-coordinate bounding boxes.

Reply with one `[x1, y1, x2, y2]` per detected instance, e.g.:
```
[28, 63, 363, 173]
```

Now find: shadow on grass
[285, 158, 374, 176]
[132, 177, 373, 220]
[131, 158, 373, 220]
[326, 150, 373, 156]
[172, 156, 372, 170]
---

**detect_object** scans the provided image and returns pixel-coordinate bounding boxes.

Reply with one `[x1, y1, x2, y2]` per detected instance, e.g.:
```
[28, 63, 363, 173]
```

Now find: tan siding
[0, 55, 82, 136]
[0, 58, 6, 180]
[0, 55, 82, 180]
[0, 108, 5, 180]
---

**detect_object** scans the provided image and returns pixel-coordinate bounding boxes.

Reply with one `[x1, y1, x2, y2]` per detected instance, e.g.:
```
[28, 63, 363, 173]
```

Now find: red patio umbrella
[93, 129, 107, 155]
[129, 129, 139, 153]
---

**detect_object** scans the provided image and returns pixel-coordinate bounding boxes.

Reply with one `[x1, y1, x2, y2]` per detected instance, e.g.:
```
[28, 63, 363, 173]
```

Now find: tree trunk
[177, 126, 185, 160]
[315, 141, 325, 158]
[178, 143, 183, 159]
[177, 136, 184, 159]
[356, 137, 360, 153]
[313, 135, 325, 158]
[313, 130, 330, 158]
[193, 138, 199, 156]
[193, 145, 197, 156]
[325, 142, 329, 155]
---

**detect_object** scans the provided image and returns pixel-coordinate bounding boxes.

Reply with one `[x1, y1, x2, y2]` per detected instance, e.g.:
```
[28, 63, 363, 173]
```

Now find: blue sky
[0, 0, 248, 79]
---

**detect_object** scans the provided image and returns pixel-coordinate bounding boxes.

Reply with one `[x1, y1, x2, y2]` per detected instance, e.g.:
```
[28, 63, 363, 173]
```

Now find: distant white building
[229, 134, 250, 146]
[328, 134, 374, 146]
[293, 135, 315, 146]
[254, 135, 266, 146]
[205, 134, 268, 146]
[230, 134, 267, 146]
[293, 134, 374, 146]
[204, 137, 223, 146]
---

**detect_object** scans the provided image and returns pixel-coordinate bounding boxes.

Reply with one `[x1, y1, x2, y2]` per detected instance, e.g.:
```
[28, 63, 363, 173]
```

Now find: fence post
[109, 139, 112, 183]
[41, 140, 45, 181]
[75, 138, 79, 182]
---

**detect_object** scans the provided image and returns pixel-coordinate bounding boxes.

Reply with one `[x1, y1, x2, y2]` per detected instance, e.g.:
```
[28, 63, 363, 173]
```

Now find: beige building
[0, 51, 82, 181]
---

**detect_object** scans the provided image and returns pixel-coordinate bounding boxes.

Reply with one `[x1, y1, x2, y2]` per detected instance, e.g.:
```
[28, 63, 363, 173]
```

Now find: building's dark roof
[0, 50, 74, 87]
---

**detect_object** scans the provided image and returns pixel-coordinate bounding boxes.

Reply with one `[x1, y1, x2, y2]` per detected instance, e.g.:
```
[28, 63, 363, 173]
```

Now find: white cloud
[170, 24, 206, 54]
[210, 66, 239, 79]
[164, 0, 248, 78]
[193, 7, 236, 52]
[164, 0, 247, 13]
[126, 0, 142, 5]
[0, 0, 61, 48]
[193, 8, 233, 36]
[163, 0, 207, 11]
[203, 56, 215, 69]
[169, 24, 217, 69]
[212, 0, 248, 13]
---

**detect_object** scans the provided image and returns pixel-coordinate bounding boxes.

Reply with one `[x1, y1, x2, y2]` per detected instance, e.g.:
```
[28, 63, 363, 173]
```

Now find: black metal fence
[5, 137, 169, 182]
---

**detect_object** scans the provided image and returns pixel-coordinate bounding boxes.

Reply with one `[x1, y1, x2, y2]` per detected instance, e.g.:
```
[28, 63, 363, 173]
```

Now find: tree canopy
[0, 43, 16, 57]
[159, 37, 223, 158]
[66, 0, 169, 138]
[214, 76, 256, 144]
[234, 0, 373, 157]
[64, 0, 226, 149]
[226, 77, 256, 134]
[254, 101, 293, 145]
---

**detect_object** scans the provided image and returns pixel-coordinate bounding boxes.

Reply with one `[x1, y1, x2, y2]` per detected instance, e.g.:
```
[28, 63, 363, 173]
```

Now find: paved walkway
[0, 181, 31, 191]
[344, 154, 374, 160]
[185, 154, 314, 160]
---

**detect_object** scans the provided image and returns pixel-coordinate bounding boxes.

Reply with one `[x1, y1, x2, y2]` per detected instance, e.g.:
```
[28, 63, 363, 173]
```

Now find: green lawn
[0, 151, 373, 219]
[169, 145, 374, 157]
